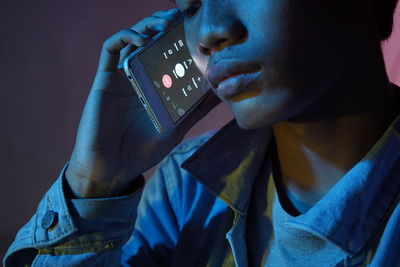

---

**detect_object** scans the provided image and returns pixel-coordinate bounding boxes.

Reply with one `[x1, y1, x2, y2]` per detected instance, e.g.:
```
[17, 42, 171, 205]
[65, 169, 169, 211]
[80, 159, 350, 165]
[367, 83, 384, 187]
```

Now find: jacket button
[41, 210, 58, 230]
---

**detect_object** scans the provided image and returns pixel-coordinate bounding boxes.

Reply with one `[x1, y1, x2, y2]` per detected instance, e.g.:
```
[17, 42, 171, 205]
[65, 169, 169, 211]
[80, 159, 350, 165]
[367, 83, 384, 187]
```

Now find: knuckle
[157, 17, 170, 25]
[151, 9, 167, 16]
[102, 37, 113, 50]
[153, 17, 170, 29]
[120, 29, 131, 37]
[142, 16, 156, 24]
[134, 38, 146, 47]
[122, 29, 142, 42]
[127, 30, 147, 45]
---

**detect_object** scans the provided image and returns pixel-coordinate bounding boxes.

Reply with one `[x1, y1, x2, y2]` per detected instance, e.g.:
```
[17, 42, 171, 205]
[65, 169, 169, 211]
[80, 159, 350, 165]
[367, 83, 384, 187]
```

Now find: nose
[196, 7, 247, 56]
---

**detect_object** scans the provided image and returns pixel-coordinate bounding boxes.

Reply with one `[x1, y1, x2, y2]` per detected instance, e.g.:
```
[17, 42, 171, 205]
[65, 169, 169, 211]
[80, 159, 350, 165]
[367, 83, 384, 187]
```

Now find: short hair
[170, 0, 399, 41]
[373, 0, 399, 41]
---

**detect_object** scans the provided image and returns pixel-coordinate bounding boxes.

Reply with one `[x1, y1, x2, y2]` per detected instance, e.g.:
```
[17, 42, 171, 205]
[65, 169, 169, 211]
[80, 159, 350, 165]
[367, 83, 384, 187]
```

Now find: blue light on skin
[175, 0, 398, 212]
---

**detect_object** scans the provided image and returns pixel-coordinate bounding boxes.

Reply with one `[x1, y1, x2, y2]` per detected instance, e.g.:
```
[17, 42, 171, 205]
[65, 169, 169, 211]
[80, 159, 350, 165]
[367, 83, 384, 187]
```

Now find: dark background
[0, 0, 399, 259]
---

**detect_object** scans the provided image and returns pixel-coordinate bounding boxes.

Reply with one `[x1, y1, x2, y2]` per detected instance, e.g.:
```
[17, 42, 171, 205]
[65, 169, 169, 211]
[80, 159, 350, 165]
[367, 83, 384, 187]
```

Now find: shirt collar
[286, 112, 400, 256]
[285, 84, 400, 256]
[181, 119, 272, 215]
[181, 83, 400, 255]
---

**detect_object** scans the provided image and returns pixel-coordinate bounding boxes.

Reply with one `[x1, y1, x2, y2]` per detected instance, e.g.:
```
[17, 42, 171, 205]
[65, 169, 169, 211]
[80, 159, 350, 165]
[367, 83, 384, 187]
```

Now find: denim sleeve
[4, 133, 212, 267]
[119, 131, 217, 266]
[3, 162, 147, 267]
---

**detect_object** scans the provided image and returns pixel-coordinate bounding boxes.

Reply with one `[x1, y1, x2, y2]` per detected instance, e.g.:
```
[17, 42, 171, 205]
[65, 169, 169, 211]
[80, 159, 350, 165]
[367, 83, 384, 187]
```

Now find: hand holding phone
[123, 20, 217, 133]
[65, 9, 219, 198]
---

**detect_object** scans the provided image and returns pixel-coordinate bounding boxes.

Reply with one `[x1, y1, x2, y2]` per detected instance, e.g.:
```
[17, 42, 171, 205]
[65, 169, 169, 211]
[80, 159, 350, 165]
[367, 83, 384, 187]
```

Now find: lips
[206, 61, 261, 89]
[206, 61, 262, 99]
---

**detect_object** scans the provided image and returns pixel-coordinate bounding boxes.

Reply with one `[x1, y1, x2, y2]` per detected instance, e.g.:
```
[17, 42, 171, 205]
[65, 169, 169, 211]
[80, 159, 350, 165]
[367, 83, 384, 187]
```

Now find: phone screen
[138, 23, 206, 123]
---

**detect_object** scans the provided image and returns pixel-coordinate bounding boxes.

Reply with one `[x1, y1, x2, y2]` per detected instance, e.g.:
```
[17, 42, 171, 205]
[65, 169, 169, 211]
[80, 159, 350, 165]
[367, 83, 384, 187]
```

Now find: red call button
[162, 74, 172, 88]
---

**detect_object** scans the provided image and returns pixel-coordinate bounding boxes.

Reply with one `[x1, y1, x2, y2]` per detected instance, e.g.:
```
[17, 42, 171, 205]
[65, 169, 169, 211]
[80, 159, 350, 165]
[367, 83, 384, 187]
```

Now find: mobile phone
[123, 19, 213, 133]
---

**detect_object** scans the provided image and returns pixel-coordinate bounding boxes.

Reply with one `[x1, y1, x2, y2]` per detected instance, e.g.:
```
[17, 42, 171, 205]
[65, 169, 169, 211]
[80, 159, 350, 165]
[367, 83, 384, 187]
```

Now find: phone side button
[139, 96, 146, 106]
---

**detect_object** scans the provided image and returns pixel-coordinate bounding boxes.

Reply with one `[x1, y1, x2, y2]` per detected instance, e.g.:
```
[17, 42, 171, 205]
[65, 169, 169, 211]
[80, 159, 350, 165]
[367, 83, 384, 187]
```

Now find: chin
[231, 103, 277, 130]
[228, 92, 294, 130]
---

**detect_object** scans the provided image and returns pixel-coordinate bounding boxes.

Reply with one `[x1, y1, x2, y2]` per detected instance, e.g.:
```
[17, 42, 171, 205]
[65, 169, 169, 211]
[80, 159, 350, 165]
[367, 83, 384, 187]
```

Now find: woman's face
[175, 0, 377, 129]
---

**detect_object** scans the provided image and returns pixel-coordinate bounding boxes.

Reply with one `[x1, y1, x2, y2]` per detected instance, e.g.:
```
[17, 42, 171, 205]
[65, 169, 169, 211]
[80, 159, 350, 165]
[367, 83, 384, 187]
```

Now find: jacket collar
[181, 119, 272, 215]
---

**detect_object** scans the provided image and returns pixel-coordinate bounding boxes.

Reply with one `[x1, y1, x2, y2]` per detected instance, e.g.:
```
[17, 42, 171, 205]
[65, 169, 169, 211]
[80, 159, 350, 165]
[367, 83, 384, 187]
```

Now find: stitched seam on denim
[158, 155, 186, 232]
[35, 216, 70, 245]
[159, 133, 216, 227]
[365, 192, 400, 250]
[70, 203, 136, 223]
[57, 176, 74, 230]
[358, 169, 400, 258]
[38, 241, 117, 255]
[330, 256, 347, 267]
[69, 190, 141, 205]
[71, 199, 134, 205]
[35, 228, 68, 245]
[35, 214, 133, 248]
[178, 123, 246, 215]
[181, 121, 235, 163]
[285, 221, 350, 254]
[49, 239, 120, 248]
[351, 151, 400, 253]
[31, 252, 43, 267]
[62, 227, 133, 245]
[37, 238, 125, 255]
[4, 242, 36, 258]
[6, 236, 33, 253]
[36, 211, 69, 243]
[181, 165, 244, 215]
[34, 177, 78, 246]
[14, 236, 32, 243]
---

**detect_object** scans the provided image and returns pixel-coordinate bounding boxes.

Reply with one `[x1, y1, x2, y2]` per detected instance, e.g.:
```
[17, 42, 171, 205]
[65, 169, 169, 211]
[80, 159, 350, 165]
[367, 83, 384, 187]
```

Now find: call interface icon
[162, 74, 172, 88]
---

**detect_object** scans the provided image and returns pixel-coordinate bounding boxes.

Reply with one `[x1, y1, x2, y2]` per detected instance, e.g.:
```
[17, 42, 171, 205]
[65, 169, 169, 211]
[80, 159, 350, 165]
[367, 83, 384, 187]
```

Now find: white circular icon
[175, 63, 185, 78]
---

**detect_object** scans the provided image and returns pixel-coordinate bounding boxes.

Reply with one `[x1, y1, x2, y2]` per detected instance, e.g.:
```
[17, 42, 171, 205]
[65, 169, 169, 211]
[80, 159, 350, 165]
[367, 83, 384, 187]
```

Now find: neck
[271, 48, 398, 214]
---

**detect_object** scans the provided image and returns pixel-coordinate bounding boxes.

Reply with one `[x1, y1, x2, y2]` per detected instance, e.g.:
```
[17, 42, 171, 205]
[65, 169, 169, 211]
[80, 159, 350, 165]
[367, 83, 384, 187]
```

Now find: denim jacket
[4, 85, 400, 267]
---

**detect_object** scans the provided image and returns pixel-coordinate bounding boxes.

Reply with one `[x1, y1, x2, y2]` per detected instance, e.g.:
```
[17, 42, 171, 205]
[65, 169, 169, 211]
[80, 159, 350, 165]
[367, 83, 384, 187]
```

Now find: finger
[98, 29, 149, 72]
[118, 44, 137, 68]
[118, 10, 181, 69]
[131, 10, 181, 37]
[116, 19, 166, 69]
[151, 8, 181, 19]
